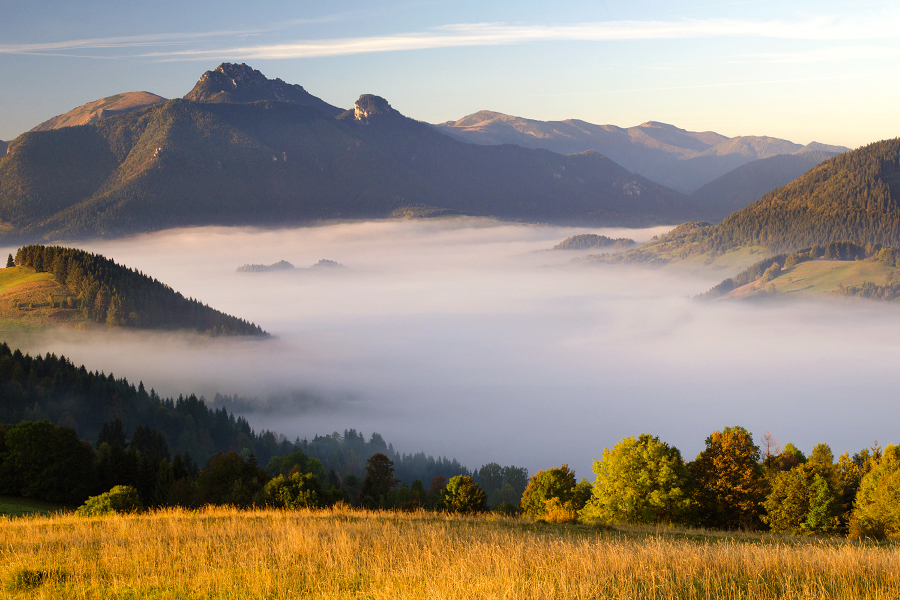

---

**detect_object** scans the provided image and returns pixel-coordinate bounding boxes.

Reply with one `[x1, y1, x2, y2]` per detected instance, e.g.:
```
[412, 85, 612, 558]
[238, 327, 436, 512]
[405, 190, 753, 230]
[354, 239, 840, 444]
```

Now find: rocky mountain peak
[354, 95, 395, 120]
[185, 63, 344, 116]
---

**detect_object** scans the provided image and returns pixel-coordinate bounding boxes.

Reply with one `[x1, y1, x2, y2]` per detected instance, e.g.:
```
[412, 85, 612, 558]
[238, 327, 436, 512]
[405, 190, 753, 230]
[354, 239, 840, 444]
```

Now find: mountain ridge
[434, 111, 850, 193]
[30, 91, 167, 132]
[0, 72, 711, 240]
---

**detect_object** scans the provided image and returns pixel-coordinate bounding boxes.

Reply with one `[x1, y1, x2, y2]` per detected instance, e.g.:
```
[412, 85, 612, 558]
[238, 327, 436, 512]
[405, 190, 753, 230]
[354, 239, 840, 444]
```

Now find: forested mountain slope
[0, 83, 706, 240]
[0, 343, 471, 487]
[691, 151, 840, 219]
[6, 245, 265, 335]
[605, 139, 900, 267]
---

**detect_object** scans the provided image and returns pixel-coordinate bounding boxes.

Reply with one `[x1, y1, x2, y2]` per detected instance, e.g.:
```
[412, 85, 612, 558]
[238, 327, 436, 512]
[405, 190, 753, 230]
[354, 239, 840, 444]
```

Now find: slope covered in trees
[705, 139, 900, 252]
[0, 342, 475, 508]
[691, 151, 840, 219]
[603, 139, 900, 270]
[11, 245, 265, 335]
[0, 66, 707, 241]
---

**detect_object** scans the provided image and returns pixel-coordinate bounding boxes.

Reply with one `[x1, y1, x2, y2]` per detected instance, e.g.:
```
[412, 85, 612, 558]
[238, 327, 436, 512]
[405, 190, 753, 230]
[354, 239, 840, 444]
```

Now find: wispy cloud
[4, 13, 900, 60]
[733, 45, 900, 64]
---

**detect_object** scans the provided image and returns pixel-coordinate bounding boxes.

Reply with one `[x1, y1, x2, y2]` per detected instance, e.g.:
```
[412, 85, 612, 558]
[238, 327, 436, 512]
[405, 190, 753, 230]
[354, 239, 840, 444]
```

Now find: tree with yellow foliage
[689, 426, 767, 530]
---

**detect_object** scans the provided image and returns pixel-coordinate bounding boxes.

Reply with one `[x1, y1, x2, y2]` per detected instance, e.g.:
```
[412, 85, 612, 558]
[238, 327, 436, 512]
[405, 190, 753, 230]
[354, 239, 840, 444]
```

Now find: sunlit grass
[2, 506, 899, 599]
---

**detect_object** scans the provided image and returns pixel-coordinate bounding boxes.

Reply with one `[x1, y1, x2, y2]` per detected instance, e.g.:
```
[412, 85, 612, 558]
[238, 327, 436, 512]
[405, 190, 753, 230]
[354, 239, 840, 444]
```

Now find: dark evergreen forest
[14, 244, 265, 335]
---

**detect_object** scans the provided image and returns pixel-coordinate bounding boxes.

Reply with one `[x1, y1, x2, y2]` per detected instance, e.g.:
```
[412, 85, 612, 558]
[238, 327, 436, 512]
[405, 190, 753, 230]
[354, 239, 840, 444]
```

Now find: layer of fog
[4, 217, 900, 479]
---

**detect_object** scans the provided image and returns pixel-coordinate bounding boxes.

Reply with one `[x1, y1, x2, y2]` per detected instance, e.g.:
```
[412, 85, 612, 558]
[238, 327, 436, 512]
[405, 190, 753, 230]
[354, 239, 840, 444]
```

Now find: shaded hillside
[435, 112, 848, 193]
[0, 84, 707, 240]
[604, 139, 900, 268]
[692, 151, 840, 219]
[0, 343, 472, 491]
[11, 245, 265, 335]
[184, 63, 344, 116]
[30, 92, 166, 132]
[0, 141, 6, 156]
[0, 343, 289, 468]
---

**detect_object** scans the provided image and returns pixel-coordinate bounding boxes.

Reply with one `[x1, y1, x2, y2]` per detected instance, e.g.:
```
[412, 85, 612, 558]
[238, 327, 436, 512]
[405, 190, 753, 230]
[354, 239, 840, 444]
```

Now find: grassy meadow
[3, 507, 900, 599]
[724, 259, 900, 299]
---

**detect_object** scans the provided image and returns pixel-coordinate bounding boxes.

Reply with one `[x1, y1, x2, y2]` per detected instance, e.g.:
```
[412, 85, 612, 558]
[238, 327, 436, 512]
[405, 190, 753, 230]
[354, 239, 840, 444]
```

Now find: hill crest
[29, 91, 166, 132]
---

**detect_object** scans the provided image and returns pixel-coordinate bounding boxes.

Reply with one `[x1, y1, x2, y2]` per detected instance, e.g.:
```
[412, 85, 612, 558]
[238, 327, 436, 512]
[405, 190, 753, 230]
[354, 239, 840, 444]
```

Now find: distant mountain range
[435, 112, 848, 194]
[0, 141, 6, 157]
[29, 91, 167, 132]
[0, 64, 710, 240]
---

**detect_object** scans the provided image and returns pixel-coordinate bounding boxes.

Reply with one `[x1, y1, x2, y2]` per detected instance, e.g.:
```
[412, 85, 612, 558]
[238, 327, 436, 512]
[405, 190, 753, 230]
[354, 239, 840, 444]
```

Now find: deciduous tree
[689, 426, 767, 530]
[581, 434, 691, 524]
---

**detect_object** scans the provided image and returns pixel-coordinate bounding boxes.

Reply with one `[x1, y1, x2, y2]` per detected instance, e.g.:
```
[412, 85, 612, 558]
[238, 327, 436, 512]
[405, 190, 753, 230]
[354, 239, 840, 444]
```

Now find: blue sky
[2, 0, 898, 147]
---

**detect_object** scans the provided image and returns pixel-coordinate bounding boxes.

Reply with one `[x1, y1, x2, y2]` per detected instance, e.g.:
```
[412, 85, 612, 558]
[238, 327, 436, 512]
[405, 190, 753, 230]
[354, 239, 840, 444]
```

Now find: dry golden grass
[2, 506, 899, 599]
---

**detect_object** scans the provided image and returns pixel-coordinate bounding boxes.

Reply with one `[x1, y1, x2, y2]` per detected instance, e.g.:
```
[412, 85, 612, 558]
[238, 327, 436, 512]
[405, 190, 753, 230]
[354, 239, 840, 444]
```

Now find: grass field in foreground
[2, 507, 899, 599]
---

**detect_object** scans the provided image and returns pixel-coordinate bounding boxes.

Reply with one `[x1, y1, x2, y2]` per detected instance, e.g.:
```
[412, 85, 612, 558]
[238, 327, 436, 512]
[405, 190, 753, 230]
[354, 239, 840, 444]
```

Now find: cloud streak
[4, 12, 900, 60]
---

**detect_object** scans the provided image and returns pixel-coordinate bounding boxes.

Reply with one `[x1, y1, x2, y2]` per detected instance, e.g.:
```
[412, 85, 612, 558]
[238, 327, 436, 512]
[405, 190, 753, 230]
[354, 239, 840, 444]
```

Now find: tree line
[13, 244, 265, 335]
[0, 343, 475, 503]
[0, 416, 522, 514]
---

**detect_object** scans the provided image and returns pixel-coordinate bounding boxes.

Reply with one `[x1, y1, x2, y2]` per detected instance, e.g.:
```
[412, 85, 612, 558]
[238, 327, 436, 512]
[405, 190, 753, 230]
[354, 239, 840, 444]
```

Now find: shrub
[76, 485, 144, 516]
[264, 472, 322, 509]
[440, 475, 487, 513]
[543, 497, 578, 523]
[520, 465, 589, 521]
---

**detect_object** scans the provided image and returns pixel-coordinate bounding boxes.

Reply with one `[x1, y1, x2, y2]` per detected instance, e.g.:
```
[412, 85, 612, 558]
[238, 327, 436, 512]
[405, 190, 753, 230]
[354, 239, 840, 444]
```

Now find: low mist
[4, 217, 899, 479]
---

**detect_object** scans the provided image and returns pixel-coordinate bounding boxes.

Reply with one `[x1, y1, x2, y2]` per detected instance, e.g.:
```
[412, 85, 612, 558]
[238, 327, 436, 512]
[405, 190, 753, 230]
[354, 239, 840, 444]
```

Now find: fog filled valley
[2, 217, 898, 480]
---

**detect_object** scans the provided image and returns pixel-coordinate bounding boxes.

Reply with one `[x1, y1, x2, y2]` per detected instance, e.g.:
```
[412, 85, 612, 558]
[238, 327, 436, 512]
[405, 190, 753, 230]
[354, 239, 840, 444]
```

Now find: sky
[2, 0, 899, 147]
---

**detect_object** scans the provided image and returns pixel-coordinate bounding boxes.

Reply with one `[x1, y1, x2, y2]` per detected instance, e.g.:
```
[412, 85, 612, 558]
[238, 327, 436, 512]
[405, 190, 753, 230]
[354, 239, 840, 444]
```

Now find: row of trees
[0, 417, 476, 510]
[18, 413, 900, 540]
[13, 245, 265, 335]
[574, 428, 897, 538]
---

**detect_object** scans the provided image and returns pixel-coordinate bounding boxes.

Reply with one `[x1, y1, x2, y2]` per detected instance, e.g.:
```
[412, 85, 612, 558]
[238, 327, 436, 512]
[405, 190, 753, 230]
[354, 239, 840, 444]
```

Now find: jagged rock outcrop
[184, 63, 344, 116]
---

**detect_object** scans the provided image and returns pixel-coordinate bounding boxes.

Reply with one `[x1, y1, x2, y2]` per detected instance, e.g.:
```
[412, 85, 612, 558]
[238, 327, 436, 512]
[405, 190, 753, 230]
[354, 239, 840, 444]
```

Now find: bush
[76, 485, 144, 516]
[440, 475, 487, 513]
[520, 465, 588, 521]
[264, 472, 322, 509]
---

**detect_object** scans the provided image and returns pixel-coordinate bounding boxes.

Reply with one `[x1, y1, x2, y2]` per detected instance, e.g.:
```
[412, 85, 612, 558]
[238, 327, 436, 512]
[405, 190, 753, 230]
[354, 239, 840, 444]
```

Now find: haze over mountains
[0, 63, 706, 241]
[435, 112, 848, 194]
